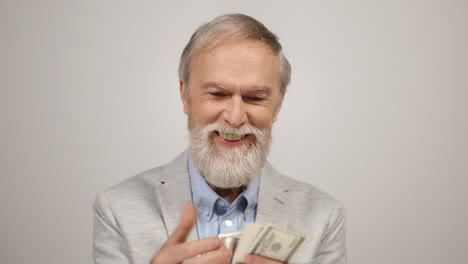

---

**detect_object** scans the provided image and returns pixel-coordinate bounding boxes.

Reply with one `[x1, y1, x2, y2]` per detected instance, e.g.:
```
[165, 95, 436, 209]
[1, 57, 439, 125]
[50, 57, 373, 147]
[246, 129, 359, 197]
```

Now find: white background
[1, 1, 466, 263]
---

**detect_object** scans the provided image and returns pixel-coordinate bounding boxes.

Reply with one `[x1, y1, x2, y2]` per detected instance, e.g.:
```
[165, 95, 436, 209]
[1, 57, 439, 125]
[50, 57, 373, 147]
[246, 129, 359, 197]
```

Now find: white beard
[189, 118, 272, 189]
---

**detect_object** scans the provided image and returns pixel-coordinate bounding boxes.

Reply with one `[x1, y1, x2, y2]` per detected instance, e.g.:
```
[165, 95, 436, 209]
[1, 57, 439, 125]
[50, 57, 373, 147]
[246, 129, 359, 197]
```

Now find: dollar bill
[249, 224, 307, 263]
[219, 231, 242, 253]
[230, 224, 265, 264]
[228, 223, 308, 264]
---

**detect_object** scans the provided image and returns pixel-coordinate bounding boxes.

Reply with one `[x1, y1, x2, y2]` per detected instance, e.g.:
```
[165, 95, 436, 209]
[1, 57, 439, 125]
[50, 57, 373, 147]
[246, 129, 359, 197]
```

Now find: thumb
[164, 203, 197, 246]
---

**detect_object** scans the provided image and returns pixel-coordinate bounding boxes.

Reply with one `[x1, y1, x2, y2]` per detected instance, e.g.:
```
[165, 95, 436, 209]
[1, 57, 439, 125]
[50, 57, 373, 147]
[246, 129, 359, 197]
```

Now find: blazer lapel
[156, 151, 199, 241]
[256, 162, 291, 228]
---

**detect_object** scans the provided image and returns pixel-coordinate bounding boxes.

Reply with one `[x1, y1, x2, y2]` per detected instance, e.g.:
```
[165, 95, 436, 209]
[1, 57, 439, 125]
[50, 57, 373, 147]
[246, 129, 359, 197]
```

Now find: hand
[245, 254, 285, 264]
[151, 204, 232, 264]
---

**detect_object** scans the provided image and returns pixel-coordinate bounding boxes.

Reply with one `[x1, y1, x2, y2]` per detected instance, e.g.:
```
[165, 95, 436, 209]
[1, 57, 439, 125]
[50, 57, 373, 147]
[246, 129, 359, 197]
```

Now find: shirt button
[224, 220, 233, 227]
[203, 210, 209, 216]
[246, 208, 251, 215]
[217, 200, 225, 207]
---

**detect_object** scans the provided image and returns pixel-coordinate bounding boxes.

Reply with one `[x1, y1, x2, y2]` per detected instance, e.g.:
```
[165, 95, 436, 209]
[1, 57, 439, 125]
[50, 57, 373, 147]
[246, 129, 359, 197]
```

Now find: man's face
[181, 40, 284, 188]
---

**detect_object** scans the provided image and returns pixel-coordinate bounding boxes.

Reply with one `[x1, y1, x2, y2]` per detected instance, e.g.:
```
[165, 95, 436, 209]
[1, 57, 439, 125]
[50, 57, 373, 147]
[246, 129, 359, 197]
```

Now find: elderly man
[93, 14, 346, 264]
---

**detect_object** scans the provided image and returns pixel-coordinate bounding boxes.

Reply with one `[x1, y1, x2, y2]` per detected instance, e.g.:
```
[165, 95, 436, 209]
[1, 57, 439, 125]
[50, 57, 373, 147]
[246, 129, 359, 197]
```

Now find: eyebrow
[201, 82, 272, 93]
[201, 82, 227, 90]
[249, 87, 272, 93]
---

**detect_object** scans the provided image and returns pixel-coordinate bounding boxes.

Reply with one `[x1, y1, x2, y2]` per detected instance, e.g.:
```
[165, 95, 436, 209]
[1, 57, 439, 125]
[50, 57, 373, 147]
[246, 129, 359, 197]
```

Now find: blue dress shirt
[188, 154, 259, 239]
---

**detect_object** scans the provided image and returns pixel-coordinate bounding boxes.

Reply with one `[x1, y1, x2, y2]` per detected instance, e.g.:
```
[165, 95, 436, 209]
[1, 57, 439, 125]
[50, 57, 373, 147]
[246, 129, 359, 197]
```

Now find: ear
[180, 80, 190, 115]
[272, 91, 285, 123]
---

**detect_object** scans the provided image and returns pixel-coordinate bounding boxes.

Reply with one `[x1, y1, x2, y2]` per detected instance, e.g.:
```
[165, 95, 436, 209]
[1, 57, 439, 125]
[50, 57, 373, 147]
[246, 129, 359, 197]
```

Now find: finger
[186, 248, 232, 264]
[245, 254, 285, 264]
[163, 203, 197, 246]
[162, 237, 224, 263]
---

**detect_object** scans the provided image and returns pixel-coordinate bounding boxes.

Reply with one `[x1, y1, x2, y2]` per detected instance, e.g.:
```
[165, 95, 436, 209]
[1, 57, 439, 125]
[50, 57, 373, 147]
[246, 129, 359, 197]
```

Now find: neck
[208, 183, 245, 204]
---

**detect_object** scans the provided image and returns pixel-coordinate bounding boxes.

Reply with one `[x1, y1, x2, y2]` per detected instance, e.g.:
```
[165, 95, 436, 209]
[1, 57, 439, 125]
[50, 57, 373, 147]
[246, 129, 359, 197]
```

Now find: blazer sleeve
[93, 192, 131, 264]
[312, 203, 347, 264]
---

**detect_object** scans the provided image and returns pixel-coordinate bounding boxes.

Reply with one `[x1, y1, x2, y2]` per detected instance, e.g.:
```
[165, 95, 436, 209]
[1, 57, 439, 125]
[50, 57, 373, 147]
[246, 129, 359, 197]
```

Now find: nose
[223, 96, 247, 128]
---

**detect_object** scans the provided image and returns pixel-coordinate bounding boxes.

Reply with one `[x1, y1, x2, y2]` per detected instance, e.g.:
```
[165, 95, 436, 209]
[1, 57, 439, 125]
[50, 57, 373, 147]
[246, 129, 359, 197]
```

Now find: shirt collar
[188, 153, 260, 221]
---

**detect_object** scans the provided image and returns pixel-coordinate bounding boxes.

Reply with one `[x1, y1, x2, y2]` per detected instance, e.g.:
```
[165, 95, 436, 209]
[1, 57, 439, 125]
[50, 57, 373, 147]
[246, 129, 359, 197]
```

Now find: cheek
[248, 108, 276, 129]
[191, 102, 222, 123]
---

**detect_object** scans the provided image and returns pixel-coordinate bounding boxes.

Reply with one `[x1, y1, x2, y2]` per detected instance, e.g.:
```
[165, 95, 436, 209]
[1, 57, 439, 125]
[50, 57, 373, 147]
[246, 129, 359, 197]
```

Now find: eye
[210, 92, 227, 97]
[245, 96, 265, 102]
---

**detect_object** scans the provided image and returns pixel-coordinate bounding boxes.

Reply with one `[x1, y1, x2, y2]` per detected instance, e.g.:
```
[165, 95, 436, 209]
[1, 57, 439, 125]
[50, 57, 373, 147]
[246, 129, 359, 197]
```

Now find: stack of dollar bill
[218, 223, 308, 264]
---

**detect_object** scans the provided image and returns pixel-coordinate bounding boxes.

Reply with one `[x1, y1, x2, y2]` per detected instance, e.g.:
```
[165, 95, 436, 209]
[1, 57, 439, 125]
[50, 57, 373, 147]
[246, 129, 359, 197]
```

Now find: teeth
[218, 132, 246, 141]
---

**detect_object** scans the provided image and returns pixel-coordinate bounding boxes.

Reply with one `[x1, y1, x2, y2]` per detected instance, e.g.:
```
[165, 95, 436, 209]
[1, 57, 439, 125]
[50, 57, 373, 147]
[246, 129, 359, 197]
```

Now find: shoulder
[94, 151, 188, 207]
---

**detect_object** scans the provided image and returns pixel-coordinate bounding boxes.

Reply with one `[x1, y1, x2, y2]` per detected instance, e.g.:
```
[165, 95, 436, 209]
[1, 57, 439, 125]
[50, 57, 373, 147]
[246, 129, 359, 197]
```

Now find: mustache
[199, 123, 264, 137]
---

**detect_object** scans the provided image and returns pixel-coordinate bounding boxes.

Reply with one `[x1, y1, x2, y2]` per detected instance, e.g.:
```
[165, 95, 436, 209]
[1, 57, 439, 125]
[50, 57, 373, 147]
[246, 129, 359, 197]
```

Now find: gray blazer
[93, 151, 347, 264]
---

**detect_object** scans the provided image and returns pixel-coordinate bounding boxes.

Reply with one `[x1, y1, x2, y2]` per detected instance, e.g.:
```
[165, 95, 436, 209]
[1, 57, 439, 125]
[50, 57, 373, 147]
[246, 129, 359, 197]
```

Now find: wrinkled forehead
[190, 40, 282, 90]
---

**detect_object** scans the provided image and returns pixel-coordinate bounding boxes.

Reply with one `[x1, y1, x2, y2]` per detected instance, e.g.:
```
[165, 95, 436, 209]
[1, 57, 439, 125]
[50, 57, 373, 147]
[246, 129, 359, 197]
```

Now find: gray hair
[178, 13, 291, 96]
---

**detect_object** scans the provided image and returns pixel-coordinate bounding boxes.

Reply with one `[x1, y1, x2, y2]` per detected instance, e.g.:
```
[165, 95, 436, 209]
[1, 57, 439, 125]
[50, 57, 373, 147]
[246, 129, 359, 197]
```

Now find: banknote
[220, 223, 308, 264]
[248, 224, 307, 263]
[230, 224, 266, 264]
[219, 231, 242, 253]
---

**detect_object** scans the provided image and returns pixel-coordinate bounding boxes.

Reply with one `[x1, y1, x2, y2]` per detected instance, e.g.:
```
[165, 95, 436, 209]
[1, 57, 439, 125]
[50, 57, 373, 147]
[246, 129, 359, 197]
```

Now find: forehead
[190, 40, 281, 91]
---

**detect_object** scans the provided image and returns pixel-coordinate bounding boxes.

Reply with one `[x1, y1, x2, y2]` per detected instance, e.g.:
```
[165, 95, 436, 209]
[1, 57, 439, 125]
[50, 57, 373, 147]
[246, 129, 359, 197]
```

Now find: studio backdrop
[0, 1, 466, 264]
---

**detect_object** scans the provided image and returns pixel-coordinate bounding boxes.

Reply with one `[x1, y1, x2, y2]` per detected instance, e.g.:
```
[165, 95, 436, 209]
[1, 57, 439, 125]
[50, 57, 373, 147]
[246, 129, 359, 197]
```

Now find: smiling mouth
[216, 131, 248, 141]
